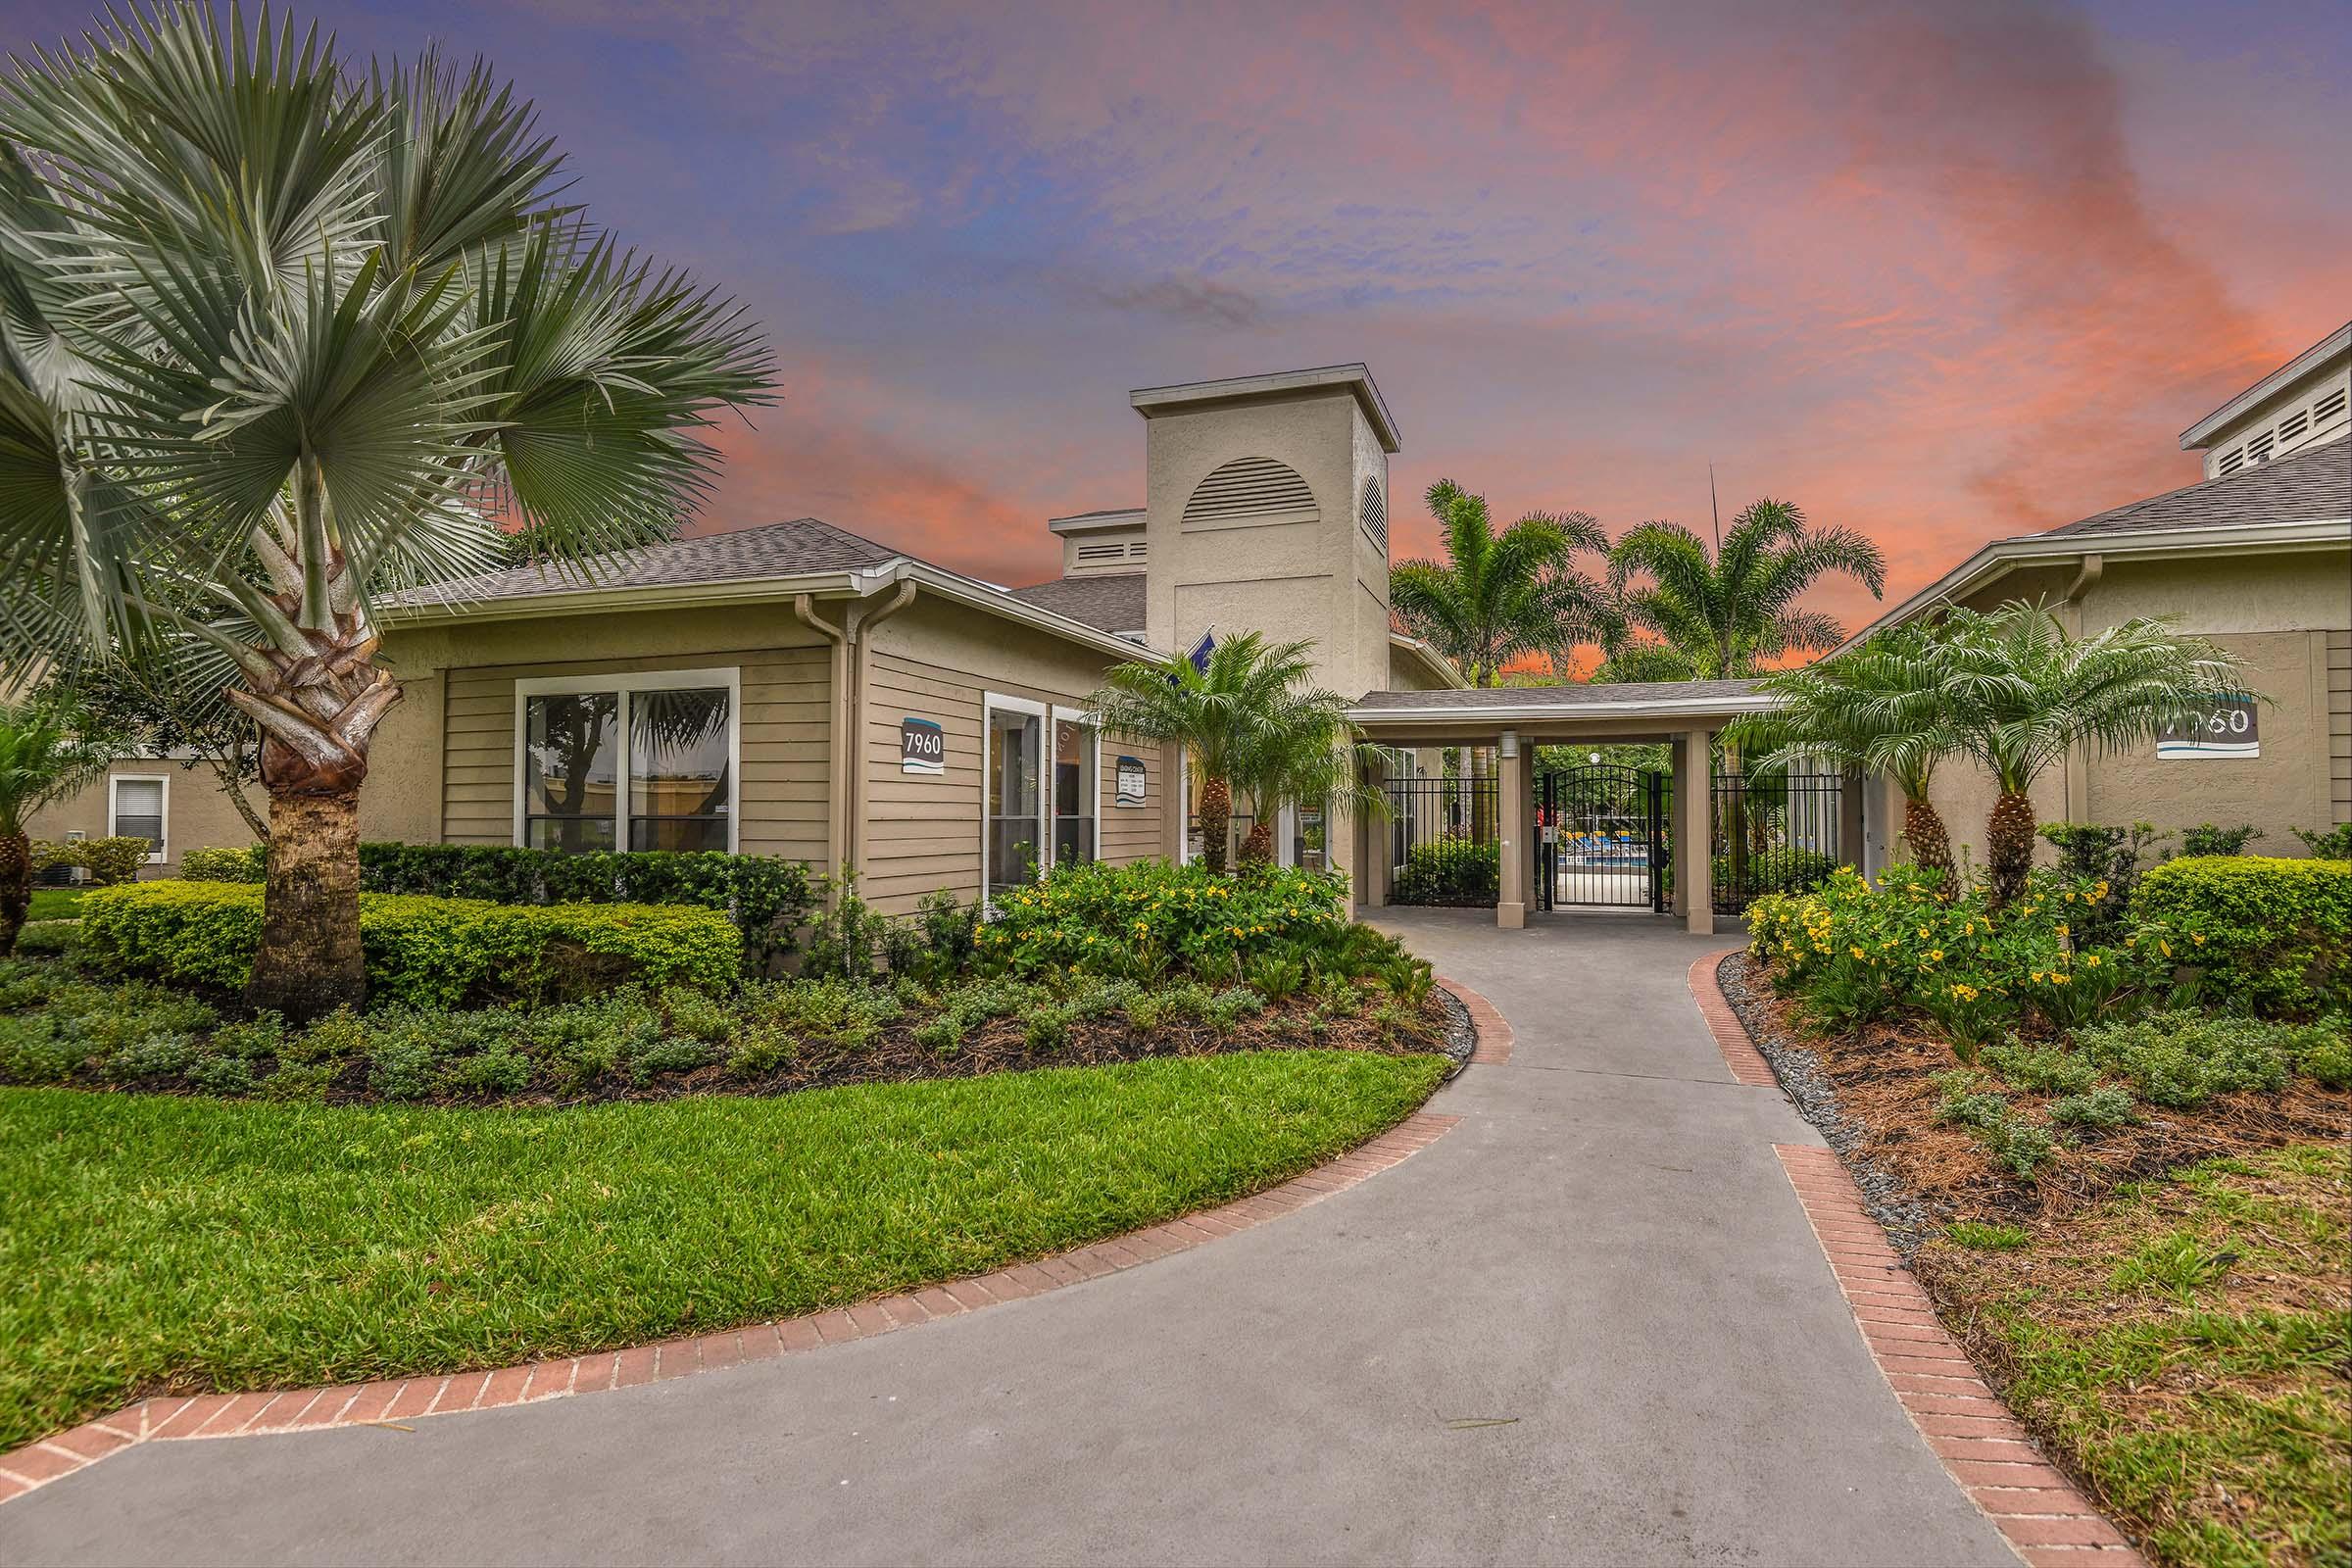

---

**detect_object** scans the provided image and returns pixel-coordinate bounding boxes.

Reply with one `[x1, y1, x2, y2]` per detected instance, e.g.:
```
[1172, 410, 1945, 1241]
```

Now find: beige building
[36, 366, 1461, 912]
[1848, 327, 2352, 872]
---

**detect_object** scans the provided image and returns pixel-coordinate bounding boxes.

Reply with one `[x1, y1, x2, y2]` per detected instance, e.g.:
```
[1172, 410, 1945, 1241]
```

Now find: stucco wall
[24, 761, 260, 877]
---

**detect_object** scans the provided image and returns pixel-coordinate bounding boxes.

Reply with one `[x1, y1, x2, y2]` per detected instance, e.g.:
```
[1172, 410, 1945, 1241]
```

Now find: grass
[25, 887, 84, 921]
[1919, 1143, 2351, 1568]
[0, 1049, 1444, 1452]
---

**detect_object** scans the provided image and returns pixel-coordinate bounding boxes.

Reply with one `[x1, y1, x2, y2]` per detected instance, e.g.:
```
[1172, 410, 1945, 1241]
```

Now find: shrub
[2130, 855, 2351, 1017]
[12, 921, 79, 956]
[79, 882, 742, 1006]
[978, 858, 1351, 978]
[1714, 848, 1838, 898]
[354, 842, 817, 974]
[2048, 1087, 2137, 1129]
[1390, 838, 1498, 906]
[2071, 1011, 2297, 1108]
[1934, 1077, 2057, 1178]
[178, 845, 265, 882]
[2292, 823, 2352, 859]
[1981, 1042, 2099, 1096]
[33, 836, 155, 887]
[2038, 821, 2168, 943]
[2180, 822, 2264, 858]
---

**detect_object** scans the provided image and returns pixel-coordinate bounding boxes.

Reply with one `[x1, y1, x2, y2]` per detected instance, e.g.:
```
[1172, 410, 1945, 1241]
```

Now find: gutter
[847, 581, 918, 881]
[792, 594, 850, 886]
[1347, 691, 1780, 725]
[1832, 515, 2350, 655]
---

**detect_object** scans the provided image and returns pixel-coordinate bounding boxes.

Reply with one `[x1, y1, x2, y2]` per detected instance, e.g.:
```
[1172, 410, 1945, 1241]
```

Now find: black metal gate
[1537, 765, 1667, 911]
[1710, 766, 1842, 914]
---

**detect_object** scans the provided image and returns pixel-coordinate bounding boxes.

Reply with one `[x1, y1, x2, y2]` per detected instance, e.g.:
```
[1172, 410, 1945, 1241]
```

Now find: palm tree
[0, 9, 769, 1017]
[1087, 633, 1363, 875]
[1231, 691, 1385, 872]
[1937, 603, 2249, 906]
[1726, 624, 1965, 887]
[1606, 499, 1887, 679]
[0, 701, 113, 956]
[1390, 479, 1616, 687]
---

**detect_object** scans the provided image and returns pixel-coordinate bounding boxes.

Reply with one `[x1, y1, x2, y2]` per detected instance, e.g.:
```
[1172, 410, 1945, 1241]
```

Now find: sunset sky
[9, 0, 2346, 642]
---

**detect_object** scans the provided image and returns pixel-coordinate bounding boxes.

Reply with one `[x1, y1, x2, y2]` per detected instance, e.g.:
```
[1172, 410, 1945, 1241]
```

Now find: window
[983, 695, 1098, 900]
[515, 669, 738, 854]
[110, 775, 168, 862]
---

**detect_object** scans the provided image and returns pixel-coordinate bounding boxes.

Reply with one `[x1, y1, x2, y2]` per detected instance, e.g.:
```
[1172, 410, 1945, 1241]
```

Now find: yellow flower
[2082, 953, 2101, 967]
[1928, 949, 1945, 962]
[1850, 946, 1867, 959]
[2191, 933, 2205, 946]
[2050, 972, 2071, 985]
[2055, 923, 2069, 938]
[2031, 971, 2044, 984]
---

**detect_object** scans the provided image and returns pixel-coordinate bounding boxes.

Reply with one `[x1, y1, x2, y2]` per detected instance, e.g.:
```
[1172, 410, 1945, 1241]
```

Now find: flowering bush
[1747, 864, 2169, 1039]
[977, 858, 1356, 979]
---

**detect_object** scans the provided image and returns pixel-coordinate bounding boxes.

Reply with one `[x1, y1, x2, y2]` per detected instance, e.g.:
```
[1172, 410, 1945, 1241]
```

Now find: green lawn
[26, 887, 85, 921]
[0, 1050, 1443, 1452]
[1925, 1144, 2351, 1568]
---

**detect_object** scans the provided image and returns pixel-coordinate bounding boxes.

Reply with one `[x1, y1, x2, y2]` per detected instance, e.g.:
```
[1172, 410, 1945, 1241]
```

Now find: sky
[6, 0, 2348, 645]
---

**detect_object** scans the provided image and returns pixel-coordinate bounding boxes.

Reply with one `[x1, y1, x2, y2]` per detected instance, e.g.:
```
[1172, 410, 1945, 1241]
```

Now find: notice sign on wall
[2157, 696, 2259, 760]
[1114, 755, 1147, 808]
[901, 716, 945, 776]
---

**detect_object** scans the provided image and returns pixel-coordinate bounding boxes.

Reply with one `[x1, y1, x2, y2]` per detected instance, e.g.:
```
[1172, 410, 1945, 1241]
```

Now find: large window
[110, 775, 168, 862]
[983, 695, 1098, 901]
[516, 669, 737, 854]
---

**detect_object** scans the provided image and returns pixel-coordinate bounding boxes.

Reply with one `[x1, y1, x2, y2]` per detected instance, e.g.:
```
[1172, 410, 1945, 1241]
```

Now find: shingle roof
[393, 516, 901, 606]
[1354, 678, 1763, 711]
[1005, 573, 1147, 635]
[2030, 436, 2349, 539]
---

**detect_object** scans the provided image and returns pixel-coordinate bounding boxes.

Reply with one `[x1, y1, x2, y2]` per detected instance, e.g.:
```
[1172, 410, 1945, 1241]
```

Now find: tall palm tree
[1725, 624, 1964, 887]
[1390, 479, 1616, 687]
[0, 9, 769, 1017]
[0, 700, 113, 956]
[1938, 603, 2248, 906]
[1087, 633, 1363, 875]
[1606, 499, 1887, 679]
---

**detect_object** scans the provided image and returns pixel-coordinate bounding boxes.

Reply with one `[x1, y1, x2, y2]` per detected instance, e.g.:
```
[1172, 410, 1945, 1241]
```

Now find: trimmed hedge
[2130, 855, 2351, 1017]
[171, 841, 815, 973]
[79, 882, 742, 1007]
[1392, 838, 1499, 906]
[977, 858, 1353, 977]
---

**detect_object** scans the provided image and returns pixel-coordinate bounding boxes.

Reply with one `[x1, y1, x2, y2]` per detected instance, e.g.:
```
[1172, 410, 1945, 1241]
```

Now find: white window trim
[109, 772, 171, 864]
[1051, 704, 1103, 871]
[1176, 747, 1192, 865]
[513, 666, 743, 853]
[981, 691, 1050, 902]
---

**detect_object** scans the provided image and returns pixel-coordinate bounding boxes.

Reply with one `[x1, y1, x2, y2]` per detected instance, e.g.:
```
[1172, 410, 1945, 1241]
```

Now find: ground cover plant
[1734, 850, 2350, 1567]
[0, 1048, 1446, 1454]
[1917, 1145, 2349, 1568]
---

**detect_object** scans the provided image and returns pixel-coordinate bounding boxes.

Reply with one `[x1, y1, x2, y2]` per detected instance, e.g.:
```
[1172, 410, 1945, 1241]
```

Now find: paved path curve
[0, 910, 2015, 1566]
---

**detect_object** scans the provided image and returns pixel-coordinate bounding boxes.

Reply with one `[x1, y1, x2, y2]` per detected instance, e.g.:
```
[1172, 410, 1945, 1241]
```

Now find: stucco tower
[1131, 366, 1402, 701]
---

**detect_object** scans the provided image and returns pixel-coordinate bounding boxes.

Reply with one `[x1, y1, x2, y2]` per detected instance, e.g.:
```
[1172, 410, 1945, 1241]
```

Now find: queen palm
[1726, 624, 1964, 886]
[1087, 633, 1363, 875]
[0, 9, 769, 1016]
[1938, 603, 2248, 906]
[1606, 499, 1887, 679]
[1390, 479, 1616, 687]
[0, 701, 113, 956]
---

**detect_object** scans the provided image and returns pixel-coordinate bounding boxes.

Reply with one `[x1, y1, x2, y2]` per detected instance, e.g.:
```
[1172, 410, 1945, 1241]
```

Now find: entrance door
[1537, 765, 1667, 911]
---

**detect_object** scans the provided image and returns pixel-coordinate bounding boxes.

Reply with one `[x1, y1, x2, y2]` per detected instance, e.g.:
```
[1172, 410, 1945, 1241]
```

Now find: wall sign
[2157, 697, 2258, 760]
[900, 716, 945, 776]
[1114, 755, 1147, 808]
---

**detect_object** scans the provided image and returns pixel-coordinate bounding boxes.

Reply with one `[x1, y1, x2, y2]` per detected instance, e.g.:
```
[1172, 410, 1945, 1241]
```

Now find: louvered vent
[2314, 388, 2348, 424]
[1182, 457, 1318, 528]
[2246, 431, 2275, 464]
[1359, 474, 1388, 552]
[1071, 539, 1147, 572]
[2217, 446, 2245, 475]
[2278, 410, 2309, 442]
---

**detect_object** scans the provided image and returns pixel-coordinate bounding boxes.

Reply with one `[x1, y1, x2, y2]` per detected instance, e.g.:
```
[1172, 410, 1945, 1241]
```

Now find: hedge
[79, 882, 742, 1007]
[172, 841, 814, 974]
[2130, 854, 2351, 1017]
[1391, 838, 1499, 906]
[977, 858, 1353, 977]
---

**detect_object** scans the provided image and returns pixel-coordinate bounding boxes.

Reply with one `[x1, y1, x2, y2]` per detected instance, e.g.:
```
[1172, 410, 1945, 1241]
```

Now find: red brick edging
[1434, 976, 1512, 1063]
[1688, 949, 1776, 1085]
[1773, 1151, 2146, 1567]
[0, 1110, 1460, 1508]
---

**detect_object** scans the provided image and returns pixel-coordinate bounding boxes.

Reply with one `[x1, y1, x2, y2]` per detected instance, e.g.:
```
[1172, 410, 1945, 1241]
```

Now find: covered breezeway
[1348, 680, 1862, 936]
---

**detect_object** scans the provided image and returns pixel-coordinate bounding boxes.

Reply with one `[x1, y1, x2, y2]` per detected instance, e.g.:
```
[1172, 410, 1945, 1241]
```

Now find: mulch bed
[1717, 951, 2351, 1241]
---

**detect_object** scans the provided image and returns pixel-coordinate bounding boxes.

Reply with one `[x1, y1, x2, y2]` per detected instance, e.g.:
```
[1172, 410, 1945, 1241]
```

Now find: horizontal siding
[441, 647, 830, 864]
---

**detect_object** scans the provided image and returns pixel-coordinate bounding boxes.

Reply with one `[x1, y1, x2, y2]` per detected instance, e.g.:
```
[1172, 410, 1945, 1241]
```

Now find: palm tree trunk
[1902, 795, 1957, 893]
[1198, 775, 1232, 873]
[0, 830, 29, 957]
[1239, 818, 1276, 869]
[248, 788, 364, 1018]
[1986, 789, 2036, 908]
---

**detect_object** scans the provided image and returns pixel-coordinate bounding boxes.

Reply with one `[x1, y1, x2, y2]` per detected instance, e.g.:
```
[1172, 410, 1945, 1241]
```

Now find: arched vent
[1359, 473, 1388, 552]
[1182, 457, 1318, 529]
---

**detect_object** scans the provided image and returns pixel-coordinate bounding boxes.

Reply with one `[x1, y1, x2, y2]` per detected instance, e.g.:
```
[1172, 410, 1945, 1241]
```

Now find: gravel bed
[1715, 951, 1942, 1253]
[1435, 987, 1477, 1073]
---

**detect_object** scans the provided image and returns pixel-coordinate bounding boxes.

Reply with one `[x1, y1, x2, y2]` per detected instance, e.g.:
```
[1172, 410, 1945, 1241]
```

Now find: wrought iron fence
[1710, 766, 1842, 914]
[1385, 773, 1499, 906]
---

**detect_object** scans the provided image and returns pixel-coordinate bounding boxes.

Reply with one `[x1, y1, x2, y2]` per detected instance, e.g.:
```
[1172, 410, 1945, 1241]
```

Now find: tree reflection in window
[629, 686, 730, 852]
[524, 692, 618, 852]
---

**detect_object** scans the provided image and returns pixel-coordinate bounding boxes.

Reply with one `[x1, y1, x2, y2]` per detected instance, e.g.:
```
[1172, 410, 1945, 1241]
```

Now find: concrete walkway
[0, 909, 2014, 1567]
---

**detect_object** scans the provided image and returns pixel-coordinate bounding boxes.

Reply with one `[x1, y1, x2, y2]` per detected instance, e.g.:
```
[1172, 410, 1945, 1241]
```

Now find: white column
[1678, 727, 1715, 936]
[1497, 730, 1528, 929]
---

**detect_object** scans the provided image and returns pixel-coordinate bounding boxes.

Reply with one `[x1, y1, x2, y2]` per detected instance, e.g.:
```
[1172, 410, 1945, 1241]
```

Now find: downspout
[2060, 554, 2104, 822]
[793, 594, 850, 902]
[846, 580, 918, 884]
